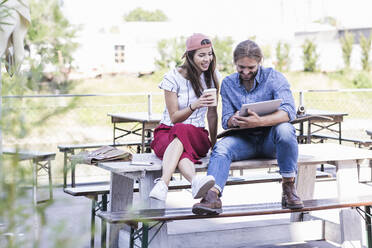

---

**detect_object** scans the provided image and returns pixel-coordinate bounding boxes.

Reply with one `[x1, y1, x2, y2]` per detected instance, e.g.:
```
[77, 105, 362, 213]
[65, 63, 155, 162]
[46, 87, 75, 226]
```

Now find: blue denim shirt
[221, 66, 296, 130]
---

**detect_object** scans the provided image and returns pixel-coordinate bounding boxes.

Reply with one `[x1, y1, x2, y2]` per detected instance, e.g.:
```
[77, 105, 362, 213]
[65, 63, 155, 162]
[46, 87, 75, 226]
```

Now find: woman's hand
[190, 93, 215, 110]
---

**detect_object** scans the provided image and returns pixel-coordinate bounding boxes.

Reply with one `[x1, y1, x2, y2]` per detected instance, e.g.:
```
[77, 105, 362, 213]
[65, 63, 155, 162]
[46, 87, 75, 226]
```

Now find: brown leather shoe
[282, 177, 304, 209]
[192, 190, 222, 215]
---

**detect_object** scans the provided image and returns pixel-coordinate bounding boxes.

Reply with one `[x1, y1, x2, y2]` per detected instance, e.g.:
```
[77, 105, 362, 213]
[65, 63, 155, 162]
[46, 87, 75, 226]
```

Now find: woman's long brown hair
[180, 48, 220, 97]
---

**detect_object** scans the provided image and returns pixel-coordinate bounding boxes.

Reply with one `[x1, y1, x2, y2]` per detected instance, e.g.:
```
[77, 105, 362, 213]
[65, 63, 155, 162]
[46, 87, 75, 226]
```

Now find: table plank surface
[108, 112, 162, 123]
[98, 144, 372, 174]
[3, 147, 56, 161]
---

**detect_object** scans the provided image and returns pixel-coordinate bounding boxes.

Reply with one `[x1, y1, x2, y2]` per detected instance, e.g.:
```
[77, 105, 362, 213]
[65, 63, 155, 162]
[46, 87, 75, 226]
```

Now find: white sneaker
[149, 178, 168, 201]
[192, 175, 215, 199]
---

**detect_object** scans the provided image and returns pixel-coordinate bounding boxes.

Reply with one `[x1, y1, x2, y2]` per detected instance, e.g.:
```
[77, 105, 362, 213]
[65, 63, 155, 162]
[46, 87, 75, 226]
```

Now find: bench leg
[336, 160, 363, 247]
[101, 194, 107, 248]
[340, 209, 363, 248]
[71, 150, 76, 187]
[291, 164, 316, 222]
[141, 223, 149, 248]
[108, 173, 134, 248]
[129, 227, 135, 248]
[91, 196, 97, 248]
[63, 151, 68, 188]
[32, 160, 38, 206]
[139, 171, 169, 248]
[365, 206, 372, 248]
[47, 160, 53, 200]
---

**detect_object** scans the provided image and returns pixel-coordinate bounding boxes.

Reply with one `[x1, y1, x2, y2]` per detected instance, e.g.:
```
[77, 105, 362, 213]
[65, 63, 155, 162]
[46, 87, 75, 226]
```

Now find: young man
[192, 40, 303, 215]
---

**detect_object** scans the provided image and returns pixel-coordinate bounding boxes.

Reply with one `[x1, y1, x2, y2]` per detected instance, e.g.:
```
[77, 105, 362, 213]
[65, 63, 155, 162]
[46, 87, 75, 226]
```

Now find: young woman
[149, 33, 220, 201]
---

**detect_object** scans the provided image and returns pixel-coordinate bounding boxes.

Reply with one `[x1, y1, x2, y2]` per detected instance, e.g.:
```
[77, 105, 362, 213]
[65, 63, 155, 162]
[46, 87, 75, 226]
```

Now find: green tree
[124, 7, 168, 22]
[340, 31, 354, 69]
[26, 0, 79, 93]
[262, 44, 272, 66]
[275, 41, 290, 72]
[1, 2, 77, 247]
[155, 36, 235, 74]
[301, 39, 319, 72]
[155, 36, 185, 70]
[360, 33, 372, 71]
[212, 36, 234, 74]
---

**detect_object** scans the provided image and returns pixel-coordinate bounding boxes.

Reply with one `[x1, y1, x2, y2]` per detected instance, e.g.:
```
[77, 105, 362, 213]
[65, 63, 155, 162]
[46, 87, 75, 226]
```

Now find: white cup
[203, 88, 217, 106]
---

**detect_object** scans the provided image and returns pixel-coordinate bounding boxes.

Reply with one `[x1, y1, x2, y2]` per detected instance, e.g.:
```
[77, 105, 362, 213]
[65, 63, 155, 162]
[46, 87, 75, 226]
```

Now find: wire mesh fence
[2, 89, 372, 184]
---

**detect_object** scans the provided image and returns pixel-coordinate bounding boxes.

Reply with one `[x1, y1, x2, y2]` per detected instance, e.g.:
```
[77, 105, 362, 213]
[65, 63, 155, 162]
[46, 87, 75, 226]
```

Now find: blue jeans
[207, 122, 298, 193]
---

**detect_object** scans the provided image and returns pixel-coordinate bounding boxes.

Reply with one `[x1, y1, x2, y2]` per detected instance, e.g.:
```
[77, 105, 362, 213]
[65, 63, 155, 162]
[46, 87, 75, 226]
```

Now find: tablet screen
[239, 99, 283, 117]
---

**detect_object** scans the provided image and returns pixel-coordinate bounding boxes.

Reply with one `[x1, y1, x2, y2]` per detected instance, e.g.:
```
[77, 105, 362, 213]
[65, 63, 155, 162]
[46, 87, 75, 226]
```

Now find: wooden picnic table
[292, 109, 348, 144]
[98, 143, 372, 248]
[2, 148, 55, 204]
[108, 112, 161, 153]
[367, 129, 372, 139]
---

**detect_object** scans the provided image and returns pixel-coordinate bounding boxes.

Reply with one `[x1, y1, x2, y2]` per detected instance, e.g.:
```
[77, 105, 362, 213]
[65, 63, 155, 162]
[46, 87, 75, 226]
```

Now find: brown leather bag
[71, 146, 132, 165]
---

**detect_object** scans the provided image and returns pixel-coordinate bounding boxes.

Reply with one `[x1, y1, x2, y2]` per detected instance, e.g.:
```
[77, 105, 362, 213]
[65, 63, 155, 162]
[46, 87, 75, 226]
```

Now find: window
[114, 45, 125, 63]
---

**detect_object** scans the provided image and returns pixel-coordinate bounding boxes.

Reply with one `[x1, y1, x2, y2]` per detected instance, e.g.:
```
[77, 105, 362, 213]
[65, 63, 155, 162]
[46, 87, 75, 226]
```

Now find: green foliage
[26, 0, 79, 93]
[314, 16, 339, 28]
[1, 71, 78, 247]
[360, 33, 372, 71]
[340, 31, 354, 69]
[124, 7, 168, 22]
[155, 36, 235, 74]
[155, 36, 186, 70]
[301, 39, 319, 72]
[212, 36, 234, 74]
[275, 41, 290, 72]
[352, 71, 372, 88]
[261, 44, 272, 65]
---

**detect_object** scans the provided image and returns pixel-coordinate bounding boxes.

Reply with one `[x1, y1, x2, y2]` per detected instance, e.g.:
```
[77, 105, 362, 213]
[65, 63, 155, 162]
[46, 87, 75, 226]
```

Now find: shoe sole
[192, 178, 215, 199]
[192, 205, 222, 216]
[281, 200, 304, 209]
[149, 194, 166, 202]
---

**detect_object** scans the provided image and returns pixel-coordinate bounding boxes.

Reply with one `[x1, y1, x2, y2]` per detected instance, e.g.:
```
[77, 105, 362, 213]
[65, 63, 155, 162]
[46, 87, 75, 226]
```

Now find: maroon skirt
[150, 123, 211, 164]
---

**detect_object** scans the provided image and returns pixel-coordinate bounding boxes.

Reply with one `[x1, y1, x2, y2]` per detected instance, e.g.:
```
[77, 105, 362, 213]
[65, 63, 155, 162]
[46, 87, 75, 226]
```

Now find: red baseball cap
[185, 33, 212, 52]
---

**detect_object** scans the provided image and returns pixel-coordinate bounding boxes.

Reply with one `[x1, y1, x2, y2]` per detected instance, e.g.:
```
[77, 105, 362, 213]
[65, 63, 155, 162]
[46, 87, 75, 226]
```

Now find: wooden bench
[312, 134, 372, 148]
[2, 148, 55, 204]
[98, 195, 372, 248]
[96, 144, 372, 248]
[64, 170, 331, 248]
[312, 134, 372, 181]
[57, 141, 143, 188]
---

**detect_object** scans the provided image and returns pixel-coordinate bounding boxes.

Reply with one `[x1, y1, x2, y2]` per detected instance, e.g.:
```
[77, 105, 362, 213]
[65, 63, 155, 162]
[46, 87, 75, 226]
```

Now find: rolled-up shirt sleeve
[221, 78, 236, 129]
[158, 74, 178, 93]
[274, 73, 296, 121]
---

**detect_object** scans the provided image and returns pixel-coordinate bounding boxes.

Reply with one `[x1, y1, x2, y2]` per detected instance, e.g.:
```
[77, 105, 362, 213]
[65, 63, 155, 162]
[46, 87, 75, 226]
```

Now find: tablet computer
[239, 99, 283, 117]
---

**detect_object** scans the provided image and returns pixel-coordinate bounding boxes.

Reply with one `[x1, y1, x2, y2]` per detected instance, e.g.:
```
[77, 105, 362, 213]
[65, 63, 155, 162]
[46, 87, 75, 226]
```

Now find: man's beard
[240, 70, 257, 82]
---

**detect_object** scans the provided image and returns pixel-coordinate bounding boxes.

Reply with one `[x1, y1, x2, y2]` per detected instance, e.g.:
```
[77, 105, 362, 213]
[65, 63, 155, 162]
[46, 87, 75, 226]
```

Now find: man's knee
[212, 138, 235, 158]
[273, 122, 296, 141]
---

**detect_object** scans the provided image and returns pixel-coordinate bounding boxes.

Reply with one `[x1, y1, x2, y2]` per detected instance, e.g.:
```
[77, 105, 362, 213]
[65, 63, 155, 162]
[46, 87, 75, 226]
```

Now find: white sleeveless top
[158, 68, 219, 128]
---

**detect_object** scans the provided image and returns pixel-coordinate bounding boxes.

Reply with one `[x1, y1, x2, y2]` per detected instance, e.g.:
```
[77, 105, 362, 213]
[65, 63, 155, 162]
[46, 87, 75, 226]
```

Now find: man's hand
[228, 111, 240, 128]
[233, 109, 262, 128]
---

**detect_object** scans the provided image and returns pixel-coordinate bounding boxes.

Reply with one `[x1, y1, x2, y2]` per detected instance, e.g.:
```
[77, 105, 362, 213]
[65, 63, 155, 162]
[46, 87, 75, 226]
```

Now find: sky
[62, 0, 372, 32]
[61, 0, 372, 72]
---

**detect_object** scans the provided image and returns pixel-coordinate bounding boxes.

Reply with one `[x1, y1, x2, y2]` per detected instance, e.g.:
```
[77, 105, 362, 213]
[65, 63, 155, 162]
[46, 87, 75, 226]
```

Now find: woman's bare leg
[161, 137, 183, 185]
[178, 158, 196, 182]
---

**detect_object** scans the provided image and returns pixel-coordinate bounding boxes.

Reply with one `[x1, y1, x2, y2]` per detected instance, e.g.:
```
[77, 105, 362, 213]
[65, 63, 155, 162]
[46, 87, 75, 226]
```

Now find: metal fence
[2, 89, 372, 184]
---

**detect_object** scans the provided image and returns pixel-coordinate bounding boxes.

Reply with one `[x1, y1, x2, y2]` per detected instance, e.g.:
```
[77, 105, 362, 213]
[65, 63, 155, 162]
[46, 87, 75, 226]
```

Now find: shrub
[340, 31, 354, 69]
[155, 37, 186, 70]
[360, 33, 372, 71]
[275, 41, 290, 72]
[211, 36, 234, 74]
[301, 39, 319, 72]
[352, 71, 372, 88]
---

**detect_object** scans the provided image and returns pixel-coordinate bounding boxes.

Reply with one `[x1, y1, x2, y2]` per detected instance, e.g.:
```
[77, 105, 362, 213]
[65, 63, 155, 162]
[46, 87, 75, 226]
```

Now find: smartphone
[130, 161, 153, 166]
